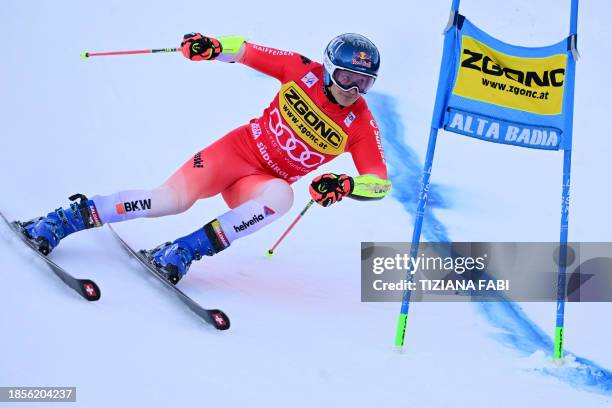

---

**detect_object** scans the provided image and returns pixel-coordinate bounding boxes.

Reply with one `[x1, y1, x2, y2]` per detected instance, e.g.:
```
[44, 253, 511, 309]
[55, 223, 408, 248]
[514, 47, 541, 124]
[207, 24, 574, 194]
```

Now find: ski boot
[21, 194, 103, 255]
[147, 220, 230, 284]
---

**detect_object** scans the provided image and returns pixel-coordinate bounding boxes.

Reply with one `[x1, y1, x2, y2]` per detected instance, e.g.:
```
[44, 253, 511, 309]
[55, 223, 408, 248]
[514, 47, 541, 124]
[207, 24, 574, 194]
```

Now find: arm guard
[349, 174, 392, 201]
[216, 35, 247, 62]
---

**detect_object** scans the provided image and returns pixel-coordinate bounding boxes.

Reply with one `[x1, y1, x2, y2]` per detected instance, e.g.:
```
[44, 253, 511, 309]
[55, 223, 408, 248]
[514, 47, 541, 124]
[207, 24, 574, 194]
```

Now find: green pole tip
[265, 250, 274, 258]
[554, 327, 564, 360]
[394, 313, 408, 347]
[80, 51, 89, 59]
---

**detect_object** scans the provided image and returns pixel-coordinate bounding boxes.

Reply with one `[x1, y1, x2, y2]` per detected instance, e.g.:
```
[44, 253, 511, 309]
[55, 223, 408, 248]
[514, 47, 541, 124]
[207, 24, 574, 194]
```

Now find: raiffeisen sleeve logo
[452, 36, 567, 115]
[279, 82, 348, 155]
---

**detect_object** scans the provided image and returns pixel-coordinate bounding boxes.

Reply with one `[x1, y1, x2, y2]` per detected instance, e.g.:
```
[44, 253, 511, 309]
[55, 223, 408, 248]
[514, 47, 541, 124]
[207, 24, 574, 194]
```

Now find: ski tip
[79, 279, 101, 301]
[208, 309, 230, 330]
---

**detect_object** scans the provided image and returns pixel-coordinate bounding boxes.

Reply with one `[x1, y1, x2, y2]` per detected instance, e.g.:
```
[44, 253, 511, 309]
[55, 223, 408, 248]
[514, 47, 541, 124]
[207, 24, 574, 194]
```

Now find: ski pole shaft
[267, 200, 315, 256]
[81, 47, 180, 59]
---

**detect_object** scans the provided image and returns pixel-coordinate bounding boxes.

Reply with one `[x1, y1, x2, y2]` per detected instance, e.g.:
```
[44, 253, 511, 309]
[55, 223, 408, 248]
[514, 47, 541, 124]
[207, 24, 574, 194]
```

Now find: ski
[0, 210, 101, 301]
[107, 225, 230, 330]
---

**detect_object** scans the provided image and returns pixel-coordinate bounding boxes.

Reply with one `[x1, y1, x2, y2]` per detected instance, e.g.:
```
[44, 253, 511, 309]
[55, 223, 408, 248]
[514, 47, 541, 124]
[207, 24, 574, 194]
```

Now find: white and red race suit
[89, 41, 390, 246]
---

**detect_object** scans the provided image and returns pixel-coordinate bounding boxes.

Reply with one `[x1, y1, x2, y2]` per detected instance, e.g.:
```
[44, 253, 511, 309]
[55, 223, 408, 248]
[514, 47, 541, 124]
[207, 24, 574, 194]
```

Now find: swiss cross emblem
[212, 313, 226, 326]
[83, 283, 97, 297]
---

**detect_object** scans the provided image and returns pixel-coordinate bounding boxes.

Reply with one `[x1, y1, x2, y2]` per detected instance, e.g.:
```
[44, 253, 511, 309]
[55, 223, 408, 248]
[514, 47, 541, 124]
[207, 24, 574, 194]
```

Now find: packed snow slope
[1, 0, 611, 407]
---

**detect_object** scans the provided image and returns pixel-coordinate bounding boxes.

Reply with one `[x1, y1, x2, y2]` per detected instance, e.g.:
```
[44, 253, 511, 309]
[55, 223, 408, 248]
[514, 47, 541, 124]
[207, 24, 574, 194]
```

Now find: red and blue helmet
[323, 33, 380, 94]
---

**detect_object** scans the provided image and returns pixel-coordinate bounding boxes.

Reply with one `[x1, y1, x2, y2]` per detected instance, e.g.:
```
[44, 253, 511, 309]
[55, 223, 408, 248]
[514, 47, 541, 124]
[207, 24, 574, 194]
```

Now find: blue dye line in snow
[366, 92, 612, 397]
[365, 93, 451, 243]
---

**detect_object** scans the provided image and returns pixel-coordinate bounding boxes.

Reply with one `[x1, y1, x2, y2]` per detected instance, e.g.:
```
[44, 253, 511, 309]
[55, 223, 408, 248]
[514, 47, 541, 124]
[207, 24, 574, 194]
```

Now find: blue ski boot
[148, 220, 230, 284]
[22, 194, 103, 255]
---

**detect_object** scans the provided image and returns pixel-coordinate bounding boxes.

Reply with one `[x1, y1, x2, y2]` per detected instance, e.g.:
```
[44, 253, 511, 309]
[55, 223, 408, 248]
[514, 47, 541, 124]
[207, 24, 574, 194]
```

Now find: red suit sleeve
[240, 42, 311, 82]
[347, 115, 388, 180]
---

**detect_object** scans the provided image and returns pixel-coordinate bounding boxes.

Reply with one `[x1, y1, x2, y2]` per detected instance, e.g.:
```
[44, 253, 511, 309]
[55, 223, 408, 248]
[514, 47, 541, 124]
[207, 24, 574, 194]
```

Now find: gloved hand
[309, 173, 353, 207]
[180, 33, 222, 61]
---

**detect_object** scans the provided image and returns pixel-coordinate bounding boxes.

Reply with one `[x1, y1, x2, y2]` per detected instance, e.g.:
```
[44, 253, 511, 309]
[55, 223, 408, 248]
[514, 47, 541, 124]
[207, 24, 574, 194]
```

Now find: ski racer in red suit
[22, 33, 392, 284]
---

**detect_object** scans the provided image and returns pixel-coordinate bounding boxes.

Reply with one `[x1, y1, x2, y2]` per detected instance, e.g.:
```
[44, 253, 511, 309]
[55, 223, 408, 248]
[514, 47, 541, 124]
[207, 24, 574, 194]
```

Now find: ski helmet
[323, 33, 380, 94]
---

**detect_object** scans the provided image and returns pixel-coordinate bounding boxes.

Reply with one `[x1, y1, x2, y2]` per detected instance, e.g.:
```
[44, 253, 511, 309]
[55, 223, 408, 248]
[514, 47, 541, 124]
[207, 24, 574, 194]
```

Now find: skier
[21, 32, 392, 284]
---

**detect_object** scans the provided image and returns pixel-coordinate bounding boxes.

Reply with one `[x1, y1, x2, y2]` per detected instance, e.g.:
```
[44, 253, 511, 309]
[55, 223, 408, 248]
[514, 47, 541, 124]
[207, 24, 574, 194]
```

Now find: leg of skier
[22, 126, 261, 254]
[148, 173, 294, 283]
[22, 124, 295, 283]
[90, 124, 265, 224]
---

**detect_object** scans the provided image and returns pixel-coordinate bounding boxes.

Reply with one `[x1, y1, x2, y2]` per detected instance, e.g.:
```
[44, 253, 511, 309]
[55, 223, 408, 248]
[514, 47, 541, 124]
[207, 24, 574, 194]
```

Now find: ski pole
[81, 47, 180, 59]
[266, 199, 315, 257]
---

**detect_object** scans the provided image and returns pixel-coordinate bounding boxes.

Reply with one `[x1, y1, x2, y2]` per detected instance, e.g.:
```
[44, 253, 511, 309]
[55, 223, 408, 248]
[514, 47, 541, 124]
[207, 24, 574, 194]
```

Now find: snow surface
[1, 0, 612, 407]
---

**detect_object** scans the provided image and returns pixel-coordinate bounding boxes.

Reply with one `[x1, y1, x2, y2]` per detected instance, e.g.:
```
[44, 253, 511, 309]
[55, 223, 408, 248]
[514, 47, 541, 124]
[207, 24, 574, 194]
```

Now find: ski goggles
[324, 58, 377, 94]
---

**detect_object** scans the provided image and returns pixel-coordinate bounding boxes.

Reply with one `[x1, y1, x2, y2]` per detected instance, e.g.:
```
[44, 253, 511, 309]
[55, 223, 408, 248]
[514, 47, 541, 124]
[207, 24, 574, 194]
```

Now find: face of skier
[328, 83, 360, 107]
